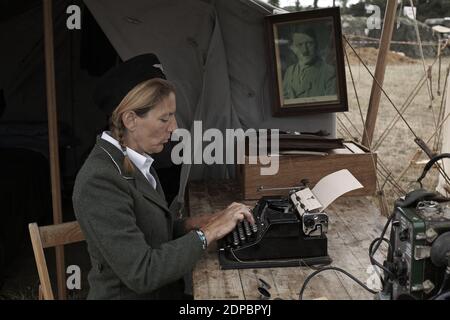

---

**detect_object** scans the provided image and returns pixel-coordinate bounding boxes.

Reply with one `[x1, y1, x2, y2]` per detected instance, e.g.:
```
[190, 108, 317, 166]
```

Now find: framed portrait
[265, 7, 348, 116]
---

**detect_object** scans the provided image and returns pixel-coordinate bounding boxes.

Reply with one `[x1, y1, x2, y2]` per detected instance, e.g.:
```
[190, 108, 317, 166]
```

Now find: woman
[72, 53, 254, 300]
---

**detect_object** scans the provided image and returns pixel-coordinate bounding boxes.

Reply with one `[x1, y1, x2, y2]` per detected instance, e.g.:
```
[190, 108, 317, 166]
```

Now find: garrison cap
[93, 53, 166, 115]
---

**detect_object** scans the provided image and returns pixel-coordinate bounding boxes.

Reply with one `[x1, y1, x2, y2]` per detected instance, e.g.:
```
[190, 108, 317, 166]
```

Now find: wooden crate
[237, 141, 377, 200]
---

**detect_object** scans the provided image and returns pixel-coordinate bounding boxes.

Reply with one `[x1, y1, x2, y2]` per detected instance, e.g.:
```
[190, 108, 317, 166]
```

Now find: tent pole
[362, 0, 398, 147]
[43, 0, 66, 300]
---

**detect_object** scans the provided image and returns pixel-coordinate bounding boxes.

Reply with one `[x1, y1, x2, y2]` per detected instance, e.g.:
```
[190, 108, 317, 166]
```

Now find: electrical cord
[298, 266, 379, 300]
[429, 272, 450, 300]
[368, 213, 396, 281]
[370, 237, 392, 256]
[368, 237, 393, 286]
[299, 214, 396, 300]
[230, 248, 330, 270]
[369, 237, 395, 282]
[433, 291, 450, 300]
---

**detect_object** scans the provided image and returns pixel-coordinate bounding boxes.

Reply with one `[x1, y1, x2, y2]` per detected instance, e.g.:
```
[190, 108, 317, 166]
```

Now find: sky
[261, 0, 361, 8]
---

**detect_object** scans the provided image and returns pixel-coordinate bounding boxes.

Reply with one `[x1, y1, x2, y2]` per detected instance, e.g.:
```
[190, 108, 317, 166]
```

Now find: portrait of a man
[282, 28, 337, 101]
[266, 7, 348, 115]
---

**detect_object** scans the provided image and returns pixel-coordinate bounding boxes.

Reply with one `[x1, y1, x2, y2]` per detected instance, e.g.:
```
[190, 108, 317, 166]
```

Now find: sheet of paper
[312, 169, 364, 211]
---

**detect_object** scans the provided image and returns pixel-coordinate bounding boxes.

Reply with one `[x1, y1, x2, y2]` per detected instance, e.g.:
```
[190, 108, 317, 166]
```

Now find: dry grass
[345, 46, 419, 65]
[339, 48, 450, 209]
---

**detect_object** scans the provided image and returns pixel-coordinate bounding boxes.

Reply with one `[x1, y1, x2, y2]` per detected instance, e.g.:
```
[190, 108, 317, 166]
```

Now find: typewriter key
[232, 230, 240, 246]
[237, 222, 246, 241]
[243, 220, 252, 236]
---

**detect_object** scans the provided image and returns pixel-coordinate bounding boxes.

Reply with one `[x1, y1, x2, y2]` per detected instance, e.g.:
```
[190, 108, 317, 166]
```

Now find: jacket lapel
[96, 137, 173, 221]
[150, 167, 167, 202]
[134, 169, 171, 214]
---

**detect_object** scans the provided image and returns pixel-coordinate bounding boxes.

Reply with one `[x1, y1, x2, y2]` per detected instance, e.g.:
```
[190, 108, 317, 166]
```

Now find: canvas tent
[1, 0, 335, 211]
[0, 0, 336, 290]
[83, 0, 337, 212]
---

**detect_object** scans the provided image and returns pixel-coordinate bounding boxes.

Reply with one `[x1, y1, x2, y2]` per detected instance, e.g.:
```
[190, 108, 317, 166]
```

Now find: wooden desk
[188, 180, 387, 300]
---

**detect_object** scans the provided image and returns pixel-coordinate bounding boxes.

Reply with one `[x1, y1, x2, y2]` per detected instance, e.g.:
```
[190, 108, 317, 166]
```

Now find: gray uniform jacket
[283, 59, 336, 99]
[72, 137, 204, 299]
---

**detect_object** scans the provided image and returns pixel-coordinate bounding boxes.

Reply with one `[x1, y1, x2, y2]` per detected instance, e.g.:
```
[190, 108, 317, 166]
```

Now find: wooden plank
[43, 0, 65, 300]
[324, 202, 372, 300]
[189, 181, 384, 300]
[412, 159, 434, 166]
[193, 249, 244, 300]
[240, 144, 377, 199]
[343, 142, 365, 154]
[329, 244, 373, 300]
[362, 0, 399, 147]
[29, 223, 54, 300]
[319, 197, 387, 300]
[190, 182, 245, 299]
[39, 221, 84, 249]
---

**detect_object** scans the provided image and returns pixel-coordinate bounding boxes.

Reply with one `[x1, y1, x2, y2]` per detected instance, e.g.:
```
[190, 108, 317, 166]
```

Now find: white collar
[101, 131, 155, 177]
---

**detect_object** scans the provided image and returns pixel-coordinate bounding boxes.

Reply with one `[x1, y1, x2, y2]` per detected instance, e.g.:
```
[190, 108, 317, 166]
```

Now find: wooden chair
[28, 221, 85, 300]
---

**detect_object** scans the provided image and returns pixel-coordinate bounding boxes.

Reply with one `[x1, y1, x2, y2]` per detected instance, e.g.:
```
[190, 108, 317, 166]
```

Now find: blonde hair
[110, 78, 175, 175]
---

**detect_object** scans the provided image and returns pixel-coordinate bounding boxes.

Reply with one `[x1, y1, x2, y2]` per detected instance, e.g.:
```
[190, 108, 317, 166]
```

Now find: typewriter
[218, 191, 332, 269]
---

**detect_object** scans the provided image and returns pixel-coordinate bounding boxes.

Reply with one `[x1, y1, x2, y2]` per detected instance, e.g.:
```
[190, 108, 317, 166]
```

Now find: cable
[429, 272, 450, 300]
[369, 237, 395, 282]
[417, 153, 450, 188]
[368, 213, 396, 280]
[298, 266, 379, 300]
[433, 291, 450, 300]
[370, 237, 392, 256]
[229, 248, 329, 269]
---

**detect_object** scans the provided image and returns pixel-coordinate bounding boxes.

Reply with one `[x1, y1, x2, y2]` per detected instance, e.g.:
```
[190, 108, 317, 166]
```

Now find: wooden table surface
[188, 180, 388, 300]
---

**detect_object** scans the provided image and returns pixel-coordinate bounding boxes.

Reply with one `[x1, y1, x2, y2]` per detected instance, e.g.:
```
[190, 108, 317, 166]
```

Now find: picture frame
[265, 7, 348, 116]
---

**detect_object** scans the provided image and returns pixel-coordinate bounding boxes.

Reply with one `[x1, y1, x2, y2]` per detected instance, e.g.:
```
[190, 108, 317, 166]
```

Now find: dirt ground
[340, 47, 449, 209]
[1, 48, 449, 300]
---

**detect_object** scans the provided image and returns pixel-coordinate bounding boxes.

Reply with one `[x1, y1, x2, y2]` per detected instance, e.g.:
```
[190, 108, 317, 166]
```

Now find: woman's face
[127, 92, 177, 155]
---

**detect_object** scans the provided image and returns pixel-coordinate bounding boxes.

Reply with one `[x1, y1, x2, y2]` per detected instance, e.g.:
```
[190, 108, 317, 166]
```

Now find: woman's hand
[202, 202, 255, 244]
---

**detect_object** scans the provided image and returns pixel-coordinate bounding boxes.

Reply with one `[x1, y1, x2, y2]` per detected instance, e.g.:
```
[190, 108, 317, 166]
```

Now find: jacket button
[97, 263, 103, 272]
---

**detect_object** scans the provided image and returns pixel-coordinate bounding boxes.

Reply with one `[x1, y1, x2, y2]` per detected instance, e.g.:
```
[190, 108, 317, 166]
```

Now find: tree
[268, 0, 280, 7]
[346, 0, 450, 21]
[313, 0, 319, 9]
[416, 0, 450, 21]
[296, 0, 300, 11]
[348, 0, 386, 17]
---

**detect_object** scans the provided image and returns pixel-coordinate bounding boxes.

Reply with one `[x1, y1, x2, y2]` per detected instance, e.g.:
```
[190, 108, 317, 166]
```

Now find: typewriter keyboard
[225, 216, 259, 248]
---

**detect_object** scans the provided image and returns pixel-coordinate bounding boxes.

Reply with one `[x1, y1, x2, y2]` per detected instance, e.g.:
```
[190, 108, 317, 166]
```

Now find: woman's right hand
[202, 202, 255, 244]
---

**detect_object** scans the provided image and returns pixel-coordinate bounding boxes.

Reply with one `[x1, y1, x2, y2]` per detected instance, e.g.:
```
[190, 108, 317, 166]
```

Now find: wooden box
[237, 141, 377, 200]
